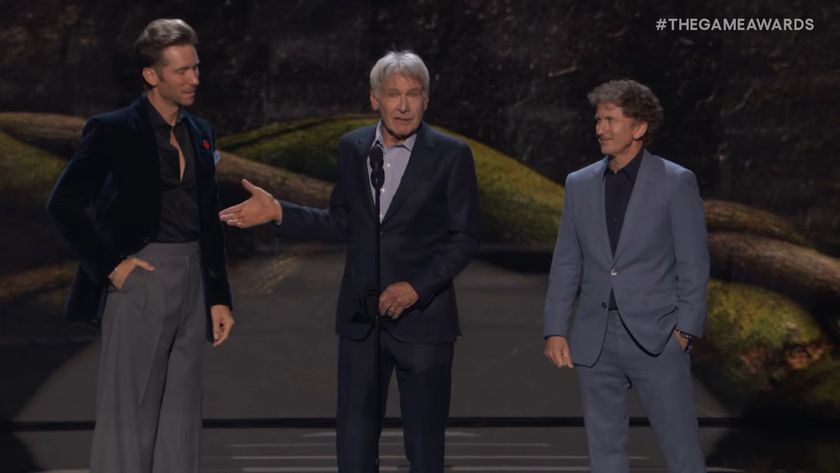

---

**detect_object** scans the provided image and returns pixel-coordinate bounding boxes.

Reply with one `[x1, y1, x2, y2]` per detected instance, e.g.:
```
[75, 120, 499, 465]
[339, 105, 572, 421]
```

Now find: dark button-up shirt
[604, 148, 644, 310]
[145, 97, 200, 242]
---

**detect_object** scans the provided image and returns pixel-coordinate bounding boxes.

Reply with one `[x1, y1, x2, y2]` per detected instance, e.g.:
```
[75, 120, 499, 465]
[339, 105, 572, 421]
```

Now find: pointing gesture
[219, 179, 282, 228]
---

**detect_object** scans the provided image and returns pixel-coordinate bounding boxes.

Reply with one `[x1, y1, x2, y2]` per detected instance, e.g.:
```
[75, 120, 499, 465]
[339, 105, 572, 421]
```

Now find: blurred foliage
[0, 131, 65, 199]
[698, 279, 834, 414]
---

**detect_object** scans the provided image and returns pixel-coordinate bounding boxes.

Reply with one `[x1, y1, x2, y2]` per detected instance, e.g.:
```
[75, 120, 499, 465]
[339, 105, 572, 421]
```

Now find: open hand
[219, 179, 282, 228]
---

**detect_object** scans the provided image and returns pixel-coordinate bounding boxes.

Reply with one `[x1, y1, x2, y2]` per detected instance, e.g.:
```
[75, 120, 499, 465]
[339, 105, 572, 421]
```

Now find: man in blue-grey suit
[543, 79, 709, 473]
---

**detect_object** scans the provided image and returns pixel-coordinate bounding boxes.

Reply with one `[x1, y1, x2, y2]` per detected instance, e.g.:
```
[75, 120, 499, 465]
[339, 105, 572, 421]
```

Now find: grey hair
[369, 50, 430, 97]
[134, 18, 198, 69]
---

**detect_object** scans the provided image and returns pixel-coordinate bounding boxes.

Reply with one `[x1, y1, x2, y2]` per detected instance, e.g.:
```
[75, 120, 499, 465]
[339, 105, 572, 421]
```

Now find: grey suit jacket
[543, 149, 709, 367]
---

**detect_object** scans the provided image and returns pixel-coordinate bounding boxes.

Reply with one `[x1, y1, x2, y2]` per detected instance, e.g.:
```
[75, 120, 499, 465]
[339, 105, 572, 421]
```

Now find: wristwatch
[675, 329, 696, 351]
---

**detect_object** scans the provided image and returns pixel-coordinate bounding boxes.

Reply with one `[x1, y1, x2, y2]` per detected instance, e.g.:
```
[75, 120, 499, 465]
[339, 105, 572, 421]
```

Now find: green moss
[698, 279, 829, 410]
[0, 131, 65, 199]
[218, 115, 378, 182]
[708, 279, 824, 352]
[220, 116, 564, 245]
[434, 127, 563, 245]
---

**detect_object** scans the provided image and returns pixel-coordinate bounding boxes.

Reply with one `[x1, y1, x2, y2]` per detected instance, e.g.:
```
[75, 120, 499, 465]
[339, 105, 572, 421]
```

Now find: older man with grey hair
[220, 50, 481, 472]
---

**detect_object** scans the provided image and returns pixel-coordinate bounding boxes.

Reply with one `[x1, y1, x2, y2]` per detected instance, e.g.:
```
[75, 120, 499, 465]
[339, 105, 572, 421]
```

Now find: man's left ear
[633, 121, 648, 141]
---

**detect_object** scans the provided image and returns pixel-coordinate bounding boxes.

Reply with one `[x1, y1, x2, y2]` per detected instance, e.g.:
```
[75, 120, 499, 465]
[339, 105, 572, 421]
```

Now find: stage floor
[6, 424, 838, 472]
[3, 246, 837, 472]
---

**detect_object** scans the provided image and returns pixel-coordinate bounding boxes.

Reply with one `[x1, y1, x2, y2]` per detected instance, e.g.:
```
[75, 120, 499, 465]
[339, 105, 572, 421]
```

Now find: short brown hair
[134, 18, 198, 69]
[588, 79, 664, 144]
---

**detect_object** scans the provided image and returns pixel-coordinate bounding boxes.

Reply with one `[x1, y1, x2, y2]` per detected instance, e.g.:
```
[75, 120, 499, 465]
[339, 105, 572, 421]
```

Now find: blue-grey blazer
[544, 149, 709, 366]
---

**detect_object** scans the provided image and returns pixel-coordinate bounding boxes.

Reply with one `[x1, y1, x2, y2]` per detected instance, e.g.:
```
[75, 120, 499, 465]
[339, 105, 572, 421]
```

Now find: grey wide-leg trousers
[90, 242, 206, 473]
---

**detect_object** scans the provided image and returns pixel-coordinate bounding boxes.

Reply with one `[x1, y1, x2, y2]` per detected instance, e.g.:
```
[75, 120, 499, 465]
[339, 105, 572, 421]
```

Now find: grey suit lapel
[589, 157, 613, 265]
[382, 123, 436, 224]
[613, 150, 660, 262]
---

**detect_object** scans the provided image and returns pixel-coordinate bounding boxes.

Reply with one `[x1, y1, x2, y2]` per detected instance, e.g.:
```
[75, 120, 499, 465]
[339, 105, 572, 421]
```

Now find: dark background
[1, 3, 839, 471]
[2, 0, 838, 255]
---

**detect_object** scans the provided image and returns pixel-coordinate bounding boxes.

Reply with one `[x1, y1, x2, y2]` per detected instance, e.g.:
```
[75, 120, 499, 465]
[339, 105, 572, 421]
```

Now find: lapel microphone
[369, 143, 385, 191]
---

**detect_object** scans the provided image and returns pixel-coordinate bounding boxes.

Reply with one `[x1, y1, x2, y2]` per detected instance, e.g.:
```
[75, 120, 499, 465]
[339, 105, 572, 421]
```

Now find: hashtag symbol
[656, 18, 667, 30]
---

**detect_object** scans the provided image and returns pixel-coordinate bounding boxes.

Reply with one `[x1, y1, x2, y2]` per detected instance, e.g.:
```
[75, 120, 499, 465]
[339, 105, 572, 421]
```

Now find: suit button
[610, 268, 618, 276]
[601, 302, 607, 308]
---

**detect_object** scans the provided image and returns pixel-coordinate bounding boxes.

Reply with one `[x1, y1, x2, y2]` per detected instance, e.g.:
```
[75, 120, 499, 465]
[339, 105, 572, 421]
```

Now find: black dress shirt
[604, 149, 644, 310]
[145, 98, 200, 242]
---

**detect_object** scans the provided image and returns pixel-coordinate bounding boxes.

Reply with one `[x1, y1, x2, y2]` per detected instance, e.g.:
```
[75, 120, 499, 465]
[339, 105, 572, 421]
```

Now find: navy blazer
[276, 123, 481, 343]
[47, 96, 232, 331]
[544, 150, 709, 366]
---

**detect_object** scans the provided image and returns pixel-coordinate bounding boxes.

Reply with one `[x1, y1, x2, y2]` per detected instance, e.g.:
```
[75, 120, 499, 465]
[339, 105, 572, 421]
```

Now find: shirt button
[601, 302, 607, 308]
[610, 268, 618, 276]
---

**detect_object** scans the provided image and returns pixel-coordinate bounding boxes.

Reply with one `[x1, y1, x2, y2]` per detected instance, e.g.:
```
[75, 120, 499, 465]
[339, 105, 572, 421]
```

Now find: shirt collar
[604, 147, 644, 181]
[375, 121, 417, 152]
[144, 94, 184, 129]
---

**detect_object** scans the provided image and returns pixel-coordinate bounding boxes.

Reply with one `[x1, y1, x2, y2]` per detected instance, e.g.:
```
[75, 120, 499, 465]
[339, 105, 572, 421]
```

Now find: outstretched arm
[219, 178, 283, 228]
[221, 172, 350, 244]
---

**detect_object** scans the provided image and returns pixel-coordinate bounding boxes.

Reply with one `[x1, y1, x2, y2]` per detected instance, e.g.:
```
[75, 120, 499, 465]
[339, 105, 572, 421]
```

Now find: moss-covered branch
[221, 116, 565, 245]
[216, 150, 331, 209]
[710, 232, 840, 304]
[696, 279, 832, 413]
[704, 199, 810, 246]
[0, 112, 84, 156]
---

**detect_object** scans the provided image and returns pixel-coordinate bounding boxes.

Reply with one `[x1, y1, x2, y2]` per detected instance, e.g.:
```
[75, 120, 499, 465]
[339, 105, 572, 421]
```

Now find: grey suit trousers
[576, 310, 705, 473]
[90, 242, 206, 473]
